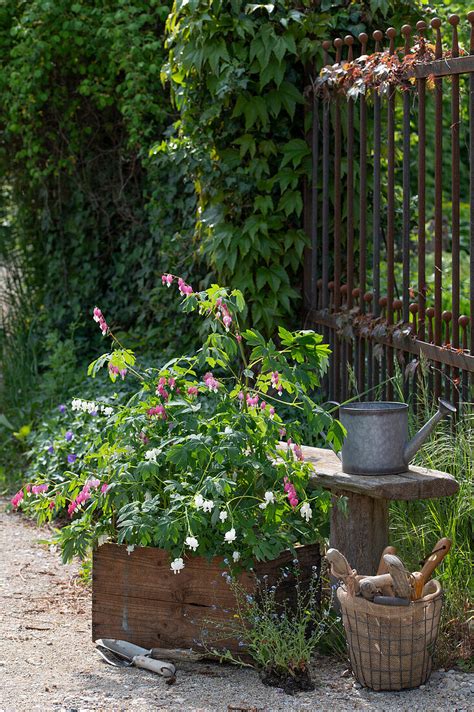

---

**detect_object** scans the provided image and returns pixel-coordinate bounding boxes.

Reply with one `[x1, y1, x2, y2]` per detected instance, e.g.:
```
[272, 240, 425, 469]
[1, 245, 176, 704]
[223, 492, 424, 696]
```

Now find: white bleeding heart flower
[300, 502, 313, 522]
[185, 536, 199, 551]
[224, 527, 236, 544]
[170, 557, 185, 574]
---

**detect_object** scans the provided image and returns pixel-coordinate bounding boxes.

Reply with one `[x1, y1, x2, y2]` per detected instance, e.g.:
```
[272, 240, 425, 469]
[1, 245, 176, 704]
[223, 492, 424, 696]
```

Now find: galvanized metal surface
[336, 399, 454, 475]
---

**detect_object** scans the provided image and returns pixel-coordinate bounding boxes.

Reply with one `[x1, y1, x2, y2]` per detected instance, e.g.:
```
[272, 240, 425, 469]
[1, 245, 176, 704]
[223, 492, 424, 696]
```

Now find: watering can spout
[404, 398, 456, 465]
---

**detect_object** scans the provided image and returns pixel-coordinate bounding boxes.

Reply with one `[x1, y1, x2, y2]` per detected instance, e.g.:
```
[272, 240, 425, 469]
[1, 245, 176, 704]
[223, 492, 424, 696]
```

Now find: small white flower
[144, 491, 152, 501]
[145, 448, 159, 462]
[224, 527, 236, 544]
[194, 494, 204, 509]
[259, 491, 275, 510]
[126, 544, 135, 555]
[219, 510, 228, 522]
[103, 407, 113, 417]
[185, 536, 199, 551]
[232, 551, 240, 562]
[202, 499, 214, 513]
[170, 557, 185, 574]
[300, 502, 313, 522]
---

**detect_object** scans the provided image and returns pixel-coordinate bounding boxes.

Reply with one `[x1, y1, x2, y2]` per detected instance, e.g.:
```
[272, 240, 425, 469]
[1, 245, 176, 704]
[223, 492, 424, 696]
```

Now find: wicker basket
[337, 579, 443, 691]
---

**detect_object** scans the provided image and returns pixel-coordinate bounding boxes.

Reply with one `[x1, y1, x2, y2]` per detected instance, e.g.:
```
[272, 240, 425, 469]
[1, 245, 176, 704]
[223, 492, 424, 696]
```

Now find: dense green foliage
[0, 0, 201, 433]
[163, 0, 420, 330]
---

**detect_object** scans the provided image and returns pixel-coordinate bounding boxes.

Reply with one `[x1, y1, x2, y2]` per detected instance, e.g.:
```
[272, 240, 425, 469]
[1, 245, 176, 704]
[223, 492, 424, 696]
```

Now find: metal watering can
[335, 398, 456, 475]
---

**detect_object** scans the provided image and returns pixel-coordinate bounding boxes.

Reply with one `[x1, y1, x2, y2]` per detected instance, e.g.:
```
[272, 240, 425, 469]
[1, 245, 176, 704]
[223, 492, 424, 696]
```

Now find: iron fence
[303, 13, 474, 410]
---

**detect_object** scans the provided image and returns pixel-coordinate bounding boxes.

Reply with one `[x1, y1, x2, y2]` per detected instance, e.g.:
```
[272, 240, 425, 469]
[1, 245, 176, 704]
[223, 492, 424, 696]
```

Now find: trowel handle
[376, 546, 397, 575]
[133, 655, 176, 677]
[419, 538, 452, 583]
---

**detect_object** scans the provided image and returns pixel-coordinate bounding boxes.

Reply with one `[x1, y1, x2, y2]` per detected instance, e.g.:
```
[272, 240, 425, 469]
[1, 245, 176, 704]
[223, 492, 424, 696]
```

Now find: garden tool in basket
[358, 554, 411, 603]
[326, 548, 359, 596]
[410, 537, 452, 600]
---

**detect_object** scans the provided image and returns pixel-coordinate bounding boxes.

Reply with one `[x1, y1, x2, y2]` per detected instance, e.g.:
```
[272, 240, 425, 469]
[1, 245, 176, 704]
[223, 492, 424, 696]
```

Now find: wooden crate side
[92, 542, 321, 654]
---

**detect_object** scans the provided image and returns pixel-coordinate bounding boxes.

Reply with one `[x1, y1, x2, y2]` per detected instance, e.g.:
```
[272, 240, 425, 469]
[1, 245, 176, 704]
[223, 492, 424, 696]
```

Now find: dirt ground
[0, 503, 472, 712]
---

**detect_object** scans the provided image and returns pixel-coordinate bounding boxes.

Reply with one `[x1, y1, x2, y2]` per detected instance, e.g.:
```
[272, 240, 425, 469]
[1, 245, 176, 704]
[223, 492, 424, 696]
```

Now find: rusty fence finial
[334, 37, 343, 63]
[373, 29, 383, 52]
[344, 34, 354, 61]
[467, 11, 474, 54]
[448, 14, 460, 58]
[322, 39, 332, 65]
[401, 24, 411, 55]
[386, 27, 396, 55]
[431, 18, 442, 59]
[358, 32, 368, 55]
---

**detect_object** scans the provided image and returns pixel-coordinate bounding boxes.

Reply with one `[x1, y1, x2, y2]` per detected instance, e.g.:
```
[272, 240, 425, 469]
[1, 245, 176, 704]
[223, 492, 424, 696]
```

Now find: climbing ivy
[162, 0, 421, 331]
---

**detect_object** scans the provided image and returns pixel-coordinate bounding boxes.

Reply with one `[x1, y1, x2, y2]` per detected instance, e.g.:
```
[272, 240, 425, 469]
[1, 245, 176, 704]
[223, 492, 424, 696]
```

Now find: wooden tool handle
[411, 571, 425, 601]
[326, 548, 353, 579]
[419, 538, 452, 583]
[133, 655, 176, 677]
[377, 546, 397, 575]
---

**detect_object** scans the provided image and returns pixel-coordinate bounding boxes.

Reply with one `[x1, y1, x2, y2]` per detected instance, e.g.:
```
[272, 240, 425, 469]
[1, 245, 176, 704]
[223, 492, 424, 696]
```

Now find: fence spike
[358, 32, 368, 54]
[334, 37, 343, 63]
[373, 30, 383, 51]
[448, 15, 459, 57]
[401, 24, 412, 54]
[344, 35, 354, 61]
[386, 27, 396, 54]
[322, 39, 332, 64]
[430, 18, 442, 58]
[468, 11, 474, 54]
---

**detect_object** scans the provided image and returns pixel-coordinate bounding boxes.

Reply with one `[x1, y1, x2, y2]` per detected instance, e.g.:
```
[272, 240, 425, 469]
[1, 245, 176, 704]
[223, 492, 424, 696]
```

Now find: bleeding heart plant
[17, 278, 345, 571]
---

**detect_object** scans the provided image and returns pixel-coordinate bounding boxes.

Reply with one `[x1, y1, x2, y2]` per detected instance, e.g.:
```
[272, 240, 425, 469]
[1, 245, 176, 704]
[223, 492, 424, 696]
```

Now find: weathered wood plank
[303, 446, 459, 500]
[92, 543, 321, 655]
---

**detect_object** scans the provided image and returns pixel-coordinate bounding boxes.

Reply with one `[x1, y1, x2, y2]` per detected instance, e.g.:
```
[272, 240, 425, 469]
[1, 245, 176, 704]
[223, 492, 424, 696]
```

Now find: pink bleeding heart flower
[203, 372, 219, 392]
[294, 444, 304, 461]
[147, 405, 167, 419]
[161, 273, 173, 287]
[49, 501, 55, 510]
[32, 484, 48, 495]
[101, 483, 109, 494]
[11, 489, 24, 508]
[187, 386, 198, 396]
[68, 501, 77, 517]
[87, 478, 100, 489]
[178, 277, 193, 296]
[246, 393, 259, 408]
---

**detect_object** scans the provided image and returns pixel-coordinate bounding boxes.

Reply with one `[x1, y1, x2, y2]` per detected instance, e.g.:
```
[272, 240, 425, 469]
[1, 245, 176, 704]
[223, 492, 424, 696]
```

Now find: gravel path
[0, 503, 472, 711]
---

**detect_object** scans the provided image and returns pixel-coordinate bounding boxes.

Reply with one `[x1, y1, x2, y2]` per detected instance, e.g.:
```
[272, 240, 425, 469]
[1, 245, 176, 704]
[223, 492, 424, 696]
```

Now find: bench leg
[330, 492, 389, 576]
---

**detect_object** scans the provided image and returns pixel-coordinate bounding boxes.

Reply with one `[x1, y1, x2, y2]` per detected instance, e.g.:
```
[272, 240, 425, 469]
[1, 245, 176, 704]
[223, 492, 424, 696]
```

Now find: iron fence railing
[303, 13, 474, 410]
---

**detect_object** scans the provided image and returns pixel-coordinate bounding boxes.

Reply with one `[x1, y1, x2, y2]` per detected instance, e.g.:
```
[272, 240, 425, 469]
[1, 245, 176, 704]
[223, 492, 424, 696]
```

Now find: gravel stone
[1, 503, 472, 712]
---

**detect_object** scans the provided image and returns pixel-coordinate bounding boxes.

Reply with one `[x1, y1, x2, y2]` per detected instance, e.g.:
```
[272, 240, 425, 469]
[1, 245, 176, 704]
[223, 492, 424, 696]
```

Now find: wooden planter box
[92, 543, 321, 655]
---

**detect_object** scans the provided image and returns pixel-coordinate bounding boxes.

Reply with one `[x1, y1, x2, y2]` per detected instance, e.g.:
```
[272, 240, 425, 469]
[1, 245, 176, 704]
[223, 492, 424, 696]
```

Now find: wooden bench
[303, 446, 459, 575]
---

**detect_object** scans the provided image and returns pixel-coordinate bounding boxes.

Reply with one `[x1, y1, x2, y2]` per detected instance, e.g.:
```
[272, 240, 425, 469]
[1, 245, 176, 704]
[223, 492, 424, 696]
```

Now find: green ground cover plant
[205, 560, 334, 694]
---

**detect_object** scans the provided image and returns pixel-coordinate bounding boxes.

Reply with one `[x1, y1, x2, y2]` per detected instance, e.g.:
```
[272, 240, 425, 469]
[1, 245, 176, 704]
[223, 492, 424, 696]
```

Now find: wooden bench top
[302, 446, 459, 501]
